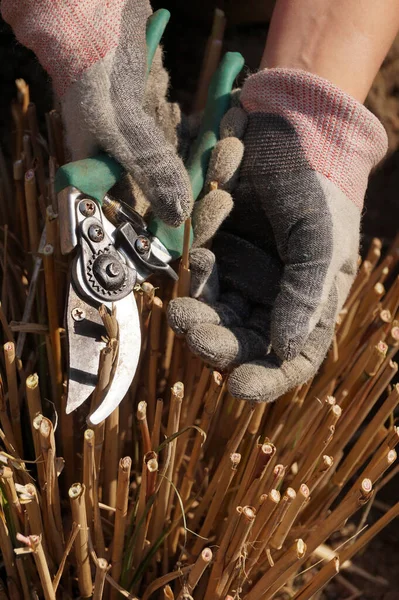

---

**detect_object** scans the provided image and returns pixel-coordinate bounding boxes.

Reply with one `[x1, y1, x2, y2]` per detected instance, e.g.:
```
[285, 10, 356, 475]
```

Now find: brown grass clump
[0, 80, 397, 600]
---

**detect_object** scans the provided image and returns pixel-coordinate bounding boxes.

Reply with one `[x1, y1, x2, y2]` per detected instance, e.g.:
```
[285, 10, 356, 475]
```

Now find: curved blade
[65, 283, 107, 414]
[87, 293, 141, 425]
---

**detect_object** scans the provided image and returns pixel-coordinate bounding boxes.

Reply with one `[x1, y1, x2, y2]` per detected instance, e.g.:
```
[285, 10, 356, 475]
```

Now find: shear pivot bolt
[135, 236, 150, 254]
[71, 307, 86, 321]
[106, 262, 121, 277]
[88, 225, 105, 242]
[79, 200, 96, 217]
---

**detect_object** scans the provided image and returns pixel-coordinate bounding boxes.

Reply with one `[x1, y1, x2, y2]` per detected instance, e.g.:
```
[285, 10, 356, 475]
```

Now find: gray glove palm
[168, 69, 387, 403]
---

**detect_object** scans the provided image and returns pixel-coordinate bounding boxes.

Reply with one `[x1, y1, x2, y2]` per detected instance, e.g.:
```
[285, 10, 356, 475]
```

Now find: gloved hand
[1, 0, 192, 227]
[168, 69, 387, 402]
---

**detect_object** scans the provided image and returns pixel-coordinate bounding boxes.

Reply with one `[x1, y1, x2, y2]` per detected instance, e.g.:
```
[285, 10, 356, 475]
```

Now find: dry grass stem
[3, 342, 23, 455]
[0, 83, 397, 600]
[69, 483, 93, 598]
[24, 170, 40, 254]
[25, 535, 55, 600]
[110, 457, 132, 599]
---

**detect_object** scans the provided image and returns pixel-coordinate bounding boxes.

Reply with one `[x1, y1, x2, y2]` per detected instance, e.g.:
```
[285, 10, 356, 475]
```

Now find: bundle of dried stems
[0, 78, 397, 600]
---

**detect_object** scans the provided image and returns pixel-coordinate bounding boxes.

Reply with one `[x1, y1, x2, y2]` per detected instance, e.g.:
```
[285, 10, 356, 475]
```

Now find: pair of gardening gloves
[3, 0, 388, 403]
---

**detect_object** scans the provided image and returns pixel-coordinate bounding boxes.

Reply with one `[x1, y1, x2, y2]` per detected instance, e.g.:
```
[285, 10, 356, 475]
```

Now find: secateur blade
[88, 293, 141, 425]
[65, 282, 106, 414]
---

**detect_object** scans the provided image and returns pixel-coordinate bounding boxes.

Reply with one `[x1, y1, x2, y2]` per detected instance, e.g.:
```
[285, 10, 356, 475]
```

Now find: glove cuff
[240, 68, 388, 209]
[1, 0, 140, 97]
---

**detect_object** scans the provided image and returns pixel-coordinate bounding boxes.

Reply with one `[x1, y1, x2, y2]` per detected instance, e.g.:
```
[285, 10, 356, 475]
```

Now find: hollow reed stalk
[103, 407, 119, 510]
[23, 483, 53, 572]
[28, 535, 55, 600]
[24, 170, 40, 254]
[0, 467, 22, 525]
[217, 505, 256, 598]
[60, 393, 75, 491]
[269, 484, 310, 550]
[42, 244, 62, 404]
[131, 455, 150, 572]
[293, 501, 399, 600]
[334, 383, 399, 487]
[83, 428, 105, 558]
[175, 365, 210, 473]
[0, 378, 18, 454]
[83, 429, 95, 530]
[110, 457, 132, 599]
[177, 548, 213, 599]
[152, 383, 184, 545]
[148, 297, 163, 428]
[93, 558, 109, 600]
[192, 8, 226, 112]
[151, 399, 163, 450]
[191, 406, 255, 532]
[91, 344, 114, 475]
[192, 453, 241, 556]
[49, 110, 65, 167]
[291, 405, 341, 490]
[259, 480, 373, 600]
[137, 401, 152, 457]
[13, 160, 29, 252]
[246, 539, 307, 600]
[0, 507, 19, 592]
[1, 103, 399, 600]
[25, 373, 42, 458]
[27, 104, 46, 214]
[330, 359, 398, 459]
[3, 343, 23, 456]
[291, 557, 340, 600]
[180, 372, 223, 509]
[69, 483, 93, 598]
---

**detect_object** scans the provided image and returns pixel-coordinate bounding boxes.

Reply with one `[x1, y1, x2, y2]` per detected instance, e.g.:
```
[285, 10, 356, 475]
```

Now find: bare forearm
[262, 0, 399, 102]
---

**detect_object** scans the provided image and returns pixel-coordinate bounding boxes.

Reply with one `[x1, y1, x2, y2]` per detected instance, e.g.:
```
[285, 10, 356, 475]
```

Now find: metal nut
[71, 307, 86, 321]
[135, 236, 150, 254]
[79, 200, 96, 217]
[88, 224, 105, 242]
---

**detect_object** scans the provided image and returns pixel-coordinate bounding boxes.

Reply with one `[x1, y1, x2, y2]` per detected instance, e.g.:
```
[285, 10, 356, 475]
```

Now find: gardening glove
[168, 69, 387, 402]
[1, 0, 192, 227]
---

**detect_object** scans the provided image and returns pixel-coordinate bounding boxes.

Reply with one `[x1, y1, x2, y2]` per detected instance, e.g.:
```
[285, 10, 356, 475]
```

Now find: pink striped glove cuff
[240, 68, 388, 209]
[1, 0, 132, 97]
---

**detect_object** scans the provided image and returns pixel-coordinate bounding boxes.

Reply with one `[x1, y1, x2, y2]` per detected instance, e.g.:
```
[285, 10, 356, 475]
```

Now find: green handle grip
[147, 51, 244, 258]
[146, 9, 170, 75]
[55, 12, 244, 259]
[187, 51, 245, 200]
[55, 153, 123, 201]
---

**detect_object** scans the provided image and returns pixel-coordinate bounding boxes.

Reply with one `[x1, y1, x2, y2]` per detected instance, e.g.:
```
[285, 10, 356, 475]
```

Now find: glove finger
[228, 286, 338, 402]
[113, 1, 192, 225]
[192, 190, 233, 249]
[116, 106, 193, 226]
[167, 292, 250, 336]
[65, 71, 193, 226]
[220, 107, 248, 139]
[189, 248, 219, 302]
[205, 137, 244, 192]
[186, 318, 271, 371]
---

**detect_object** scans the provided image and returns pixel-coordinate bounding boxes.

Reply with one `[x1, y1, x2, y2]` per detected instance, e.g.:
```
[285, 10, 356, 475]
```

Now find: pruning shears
[55, 10, 244, 425]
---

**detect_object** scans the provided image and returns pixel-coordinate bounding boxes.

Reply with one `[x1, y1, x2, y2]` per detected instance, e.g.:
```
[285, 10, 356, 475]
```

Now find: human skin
[261, 0, 399, 102]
